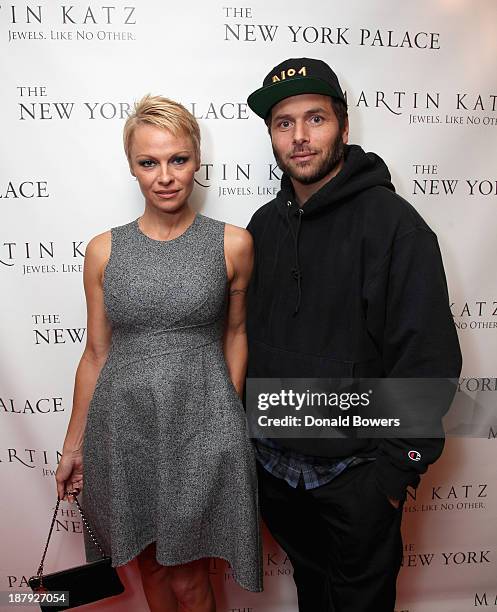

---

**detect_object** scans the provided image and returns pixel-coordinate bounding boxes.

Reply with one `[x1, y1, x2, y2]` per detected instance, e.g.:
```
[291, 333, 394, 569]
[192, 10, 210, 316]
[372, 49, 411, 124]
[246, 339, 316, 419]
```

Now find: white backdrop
[1, 1, 496, 611]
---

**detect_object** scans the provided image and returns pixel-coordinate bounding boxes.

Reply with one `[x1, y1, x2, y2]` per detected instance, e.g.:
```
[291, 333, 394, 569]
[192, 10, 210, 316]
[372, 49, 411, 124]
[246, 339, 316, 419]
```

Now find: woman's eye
[138, 160, 156, 168]
[172, 156, 188, 165]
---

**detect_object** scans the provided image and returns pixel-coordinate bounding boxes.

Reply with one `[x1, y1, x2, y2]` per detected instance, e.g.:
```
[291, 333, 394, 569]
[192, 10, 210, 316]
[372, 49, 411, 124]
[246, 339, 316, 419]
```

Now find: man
[245, 58, 462, 611]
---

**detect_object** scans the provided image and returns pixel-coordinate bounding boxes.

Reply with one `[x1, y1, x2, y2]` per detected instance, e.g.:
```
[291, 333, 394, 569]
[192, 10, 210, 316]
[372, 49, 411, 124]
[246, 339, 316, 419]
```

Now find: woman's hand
[55, 450, 84, 503]
[54, 232, 111, 504]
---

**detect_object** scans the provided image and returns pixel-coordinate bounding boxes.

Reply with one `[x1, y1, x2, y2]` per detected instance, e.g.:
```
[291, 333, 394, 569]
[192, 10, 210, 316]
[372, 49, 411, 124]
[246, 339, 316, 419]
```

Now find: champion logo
[408, 450, 422, 462]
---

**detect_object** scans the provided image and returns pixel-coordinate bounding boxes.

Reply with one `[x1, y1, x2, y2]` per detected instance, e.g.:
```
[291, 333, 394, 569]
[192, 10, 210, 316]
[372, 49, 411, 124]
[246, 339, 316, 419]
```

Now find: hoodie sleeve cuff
[373, 456, 421, 501]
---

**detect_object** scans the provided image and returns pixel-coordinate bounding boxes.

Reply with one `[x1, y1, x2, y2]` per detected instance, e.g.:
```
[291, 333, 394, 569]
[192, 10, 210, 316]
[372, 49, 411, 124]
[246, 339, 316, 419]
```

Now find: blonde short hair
[123, 94, 201, 164]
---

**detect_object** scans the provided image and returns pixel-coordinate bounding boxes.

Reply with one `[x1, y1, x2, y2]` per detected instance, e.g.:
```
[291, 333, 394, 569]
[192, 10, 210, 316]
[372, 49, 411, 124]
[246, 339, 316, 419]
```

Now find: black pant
[257, 460, 404, 612]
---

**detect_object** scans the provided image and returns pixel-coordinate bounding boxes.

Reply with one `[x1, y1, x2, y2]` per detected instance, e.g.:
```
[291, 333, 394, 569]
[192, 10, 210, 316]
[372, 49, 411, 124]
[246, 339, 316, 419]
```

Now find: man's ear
[265, 113, 272, 136]
[342, 116, 350, 144]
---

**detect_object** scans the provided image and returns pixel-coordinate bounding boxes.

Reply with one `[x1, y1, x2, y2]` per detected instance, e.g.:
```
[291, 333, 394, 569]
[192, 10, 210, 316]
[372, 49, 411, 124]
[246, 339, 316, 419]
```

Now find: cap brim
[247, 77, 344, 119]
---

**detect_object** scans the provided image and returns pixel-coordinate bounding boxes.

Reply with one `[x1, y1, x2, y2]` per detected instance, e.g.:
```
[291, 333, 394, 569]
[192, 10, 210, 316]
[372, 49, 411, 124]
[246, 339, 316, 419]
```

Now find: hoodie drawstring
[286, 201, 304, 316]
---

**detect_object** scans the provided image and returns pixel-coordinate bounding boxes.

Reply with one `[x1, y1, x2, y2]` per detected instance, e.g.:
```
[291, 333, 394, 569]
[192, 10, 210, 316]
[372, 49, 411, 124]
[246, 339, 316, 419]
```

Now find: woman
[55, 94, 263, 611]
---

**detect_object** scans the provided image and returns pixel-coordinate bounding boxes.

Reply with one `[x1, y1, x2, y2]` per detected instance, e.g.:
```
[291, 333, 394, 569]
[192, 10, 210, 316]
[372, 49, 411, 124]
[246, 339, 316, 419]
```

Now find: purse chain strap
[35, 494, 107, 580]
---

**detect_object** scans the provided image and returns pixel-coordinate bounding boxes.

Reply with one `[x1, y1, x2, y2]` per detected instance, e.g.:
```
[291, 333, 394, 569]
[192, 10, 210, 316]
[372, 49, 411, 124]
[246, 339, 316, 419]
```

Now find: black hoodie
[246, 144, 462, 500]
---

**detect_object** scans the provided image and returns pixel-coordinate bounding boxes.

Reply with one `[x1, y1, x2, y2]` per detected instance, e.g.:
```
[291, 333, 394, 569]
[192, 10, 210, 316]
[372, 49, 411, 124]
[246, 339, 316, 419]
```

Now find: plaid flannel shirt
[254, 438, 375, 490]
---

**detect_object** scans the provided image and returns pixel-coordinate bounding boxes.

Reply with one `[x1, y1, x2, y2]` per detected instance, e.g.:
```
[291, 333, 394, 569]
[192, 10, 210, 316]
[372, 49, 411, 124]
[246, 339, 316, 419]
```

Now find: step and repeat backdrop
[1, 1, 496, 611]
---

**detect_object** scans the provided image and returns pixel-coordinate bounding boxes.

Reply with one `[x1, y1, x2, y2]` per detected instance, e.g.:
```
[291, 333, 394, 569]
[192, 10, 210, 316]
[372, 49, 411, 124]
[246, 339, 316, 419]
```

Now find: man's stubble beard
[273, 131, 345, 185]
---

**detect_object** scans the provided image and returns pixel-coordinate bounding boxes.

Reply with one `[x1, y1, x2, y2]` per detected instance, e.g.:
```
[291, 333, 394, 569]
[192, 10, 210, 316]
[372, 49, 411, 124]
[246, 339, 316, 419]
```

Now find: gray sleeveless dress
[81, 213, 263, 592]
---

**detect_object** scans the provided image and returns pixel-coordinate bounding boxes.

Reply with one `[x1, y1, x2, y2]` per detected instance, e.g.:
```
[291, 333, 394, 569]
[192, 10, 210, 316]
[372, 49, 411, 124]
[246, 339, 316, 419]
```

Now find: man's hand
[388, 497, 400, 509]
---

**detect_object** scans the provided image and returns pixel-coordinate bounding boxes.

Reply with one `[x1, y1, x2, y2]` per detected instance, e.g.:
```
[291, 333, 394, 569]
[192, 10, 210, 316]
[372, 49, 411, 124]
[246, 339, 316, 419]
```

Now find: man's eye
[310, 115, 323, 124]
[138, 160, 156, 168]
[279, 120, 291, 129]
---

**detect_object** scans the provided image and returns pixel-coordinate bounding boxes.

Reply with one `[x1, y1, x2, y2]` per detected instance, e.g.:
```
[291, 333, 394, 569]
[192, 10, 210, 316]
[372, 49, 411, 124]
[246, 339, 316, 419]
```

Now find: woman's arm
[55, 231, 112, 501]
[223, 224, 254, 397]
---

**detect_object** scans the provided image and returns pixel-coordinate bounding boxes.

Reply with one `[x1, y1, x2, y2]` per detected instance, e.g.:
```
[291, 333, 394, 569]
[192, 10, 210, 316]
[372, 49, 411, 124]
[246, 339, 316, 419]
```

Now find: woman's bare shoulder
[224, 223, 253, 256]
[84, 230, 111, 277]
[86, 230, 111, 257]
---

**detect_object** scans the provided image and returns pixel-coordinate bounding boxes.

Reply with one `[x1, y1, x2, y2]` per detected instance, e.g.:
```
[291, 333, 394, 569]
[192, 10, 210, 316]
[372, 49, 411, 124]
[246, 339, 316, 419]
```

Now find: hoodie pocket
[248, 340, 355, 378]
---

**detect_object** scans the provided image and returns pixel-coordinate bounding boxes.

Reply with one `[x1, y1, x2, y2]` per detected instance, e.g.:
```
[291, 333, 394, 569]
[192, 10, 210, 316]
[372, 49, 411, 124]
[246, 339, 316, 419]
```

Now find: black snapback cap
[247, 57, 347, 119]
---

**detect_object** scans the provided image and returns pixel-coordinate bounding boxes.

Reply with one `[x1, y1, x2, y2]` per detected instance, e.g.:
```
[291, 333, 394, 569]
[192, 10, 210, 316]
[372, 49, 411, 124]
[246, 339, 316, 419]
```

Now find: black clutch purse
[28, 493, 125, 611]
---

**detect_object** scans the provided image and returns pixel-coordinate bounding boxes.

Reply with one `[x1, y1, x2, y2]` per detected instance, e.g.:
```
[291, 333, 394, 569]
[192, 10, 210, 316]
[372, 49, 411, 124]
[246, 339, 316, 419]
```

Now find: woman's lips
[154, 190, 180, 199]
